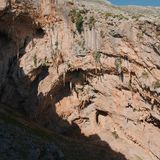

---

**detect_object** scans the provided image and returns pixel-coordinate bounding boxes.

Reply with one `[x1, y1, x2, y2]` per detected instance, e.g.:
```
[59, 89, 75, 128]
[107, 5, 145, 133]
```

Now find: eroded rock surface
[0, 0, 160, 160]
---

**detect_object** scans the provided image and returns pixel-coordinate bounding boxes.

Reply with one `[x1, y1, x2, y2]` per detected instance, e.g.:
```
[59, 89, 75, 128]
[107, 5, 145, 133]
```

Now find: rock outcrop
[0, 0, 9, 11]
[0, 0, 160, 160]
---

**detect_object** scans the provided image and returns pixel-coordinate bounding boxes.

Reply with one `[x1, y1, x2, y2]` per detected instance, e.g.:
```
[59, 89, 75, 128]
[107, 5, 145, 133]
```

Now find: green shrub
[113, 14, 128, 20]
[115, 57, 122, 72]
[69, 9, 77, 23]
[105, 12, 128, 20]
[137, 32, 143, 40]
[141, 70, 149, 79]
[78, 39, 85, 49]
[69, 9, 84, 34]
[76, 13, 84, 33]
[88, 16, 96, 30]
[112, 131, 119, 139]
[33, 54, 37, 67]
[141, 26, 147, 35]
[92, 51, 101, 63]
[104, 12, 113, 19]
[132, 14, 143, 21]
[153, 80, 160, 89]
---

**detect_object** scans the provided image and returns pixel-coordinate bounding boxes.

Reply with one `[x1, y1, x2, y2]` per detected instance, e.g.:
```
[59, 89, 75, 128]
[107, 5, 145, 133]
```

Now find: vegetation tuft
[112, 131, 119, 139]
[153, 80, 160, 89]
[88, 16, 96, 30]
[33, 54, 37, 67]
[141, 70, 149, 79]
[69, 9, 84, 34]
[92, 51, 101, 63]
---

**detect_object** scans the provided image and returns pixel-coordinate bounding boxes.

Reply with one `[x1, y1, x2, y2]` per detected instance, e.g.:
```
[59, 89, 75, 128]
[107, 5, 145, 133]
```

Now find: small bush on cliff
[112, 131, 119, 139]
[141, 70, 149, 79]
[105, 12, 128, 20]
[33, 54, 37, 67]
[69, 9, 84, 34]
[76, 14, 83, 33]
[113, 14, 128, 20]
[88, 16, 96, 30]
[69, 9, 77, 23]
[105, 12, 113, 19]
[132, 14, 143, 21]
[153, 80, 160, 89]
[92, 51, 101, 63]
[115, 57, 124, 82]
[115, 57, 122, 73]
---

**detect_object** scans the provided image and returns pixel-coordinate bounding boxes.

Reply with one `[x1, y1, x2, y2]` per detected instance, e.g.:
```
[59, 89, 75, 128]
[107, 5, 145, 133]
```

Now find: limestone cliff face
[0, 1, 160, 160]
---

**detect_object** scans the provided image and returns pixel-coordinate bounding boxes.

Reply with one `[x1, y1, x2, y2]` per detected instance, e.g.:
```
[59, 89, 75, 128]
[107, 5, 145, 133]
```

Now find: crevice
[100, 51, 147, 69]
[146, 114, 160, 129]
[96, 109, 109, 124]
[151, 43, 160, 56]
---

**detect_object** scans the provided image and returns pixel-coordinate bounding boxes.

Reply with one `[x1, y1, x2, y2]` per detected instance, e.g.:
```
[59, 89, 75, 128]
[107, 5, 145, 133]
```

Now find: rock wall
[0, 1, 160, 160]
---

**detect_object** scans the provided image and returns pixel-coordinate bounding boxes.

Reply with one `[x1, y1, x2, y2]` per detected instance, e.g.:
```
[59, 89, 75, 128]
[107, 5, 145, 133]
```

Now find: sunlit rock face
[0, 0, 9, 10]
[0, 0, 160, 160]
